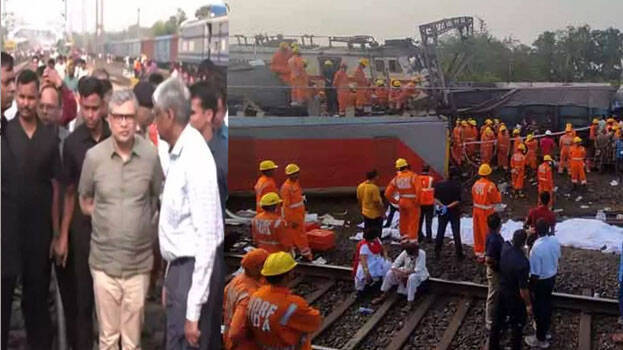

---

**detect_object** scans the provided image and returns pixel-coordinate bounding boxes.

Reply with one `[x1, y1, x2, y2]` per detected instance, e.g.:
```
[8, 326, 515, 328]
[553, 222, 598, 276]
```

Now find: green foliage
[439, 25, 623, 84]
[151, 8, 187, 36]
[195, 5, 212, 19]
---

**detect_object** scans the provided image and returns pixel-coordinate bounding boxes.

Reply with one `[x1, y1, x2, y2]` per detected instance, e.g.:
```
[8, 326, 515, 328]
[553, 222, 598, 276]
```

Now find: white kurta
[380, 249, 429, 301]
[354, 243, 392, 291]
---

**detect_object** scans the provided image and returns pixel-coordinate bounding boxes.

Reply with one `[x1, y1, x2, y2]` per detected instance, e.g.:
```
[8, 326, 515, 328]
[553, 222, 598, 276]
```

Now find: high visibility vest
[255, 176, 278, 214]
[280, 180, 305, 222]
[471, 178, 501, 211]
[419, 175, 435, 205]
[385, 170, 421, 204]
[538, 162, 553, 191]
[569, 145, 585, 162]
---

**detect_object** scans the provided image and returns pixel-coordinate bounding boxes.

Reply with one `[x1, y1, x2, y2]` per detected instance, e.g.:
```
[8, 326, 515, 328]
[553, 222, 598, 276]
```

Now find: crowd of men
[1, 50, 227, 350]
[269, 42, 423, 116]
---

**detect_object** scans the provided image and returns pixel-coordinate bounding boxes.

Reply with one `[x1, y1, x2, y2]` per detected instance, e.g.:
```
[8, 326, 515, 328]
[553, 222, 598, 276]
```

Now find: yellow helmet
[292, 47, 300, 54]
[485, 119, 493, 125]
[543, 155, 553, 162]
[395, 158, 409, 169]
[391, 79, 401, 88]
[469, 120, 477, 126]
[455, 119, 461, 126]
[261, 252, 297, 277]
[518, 143, 526, 151]
[260, 192, 283, 207]
[375, 79, 385, 86]
[324, 60, 333, 66]
[574, 136, 582, 143]
[526, 134, 534, 141]
[461, 120, 468, 126]
[290, 42, 298, 49]
[499, 125, 507, 132]
[259, 160, 279, 171]
[359, 58, 369, 66]
[607, 118, 615, 123]
[285, 163, 300, 175]
[279, 42, 289, 49]
[478, 163, 492, 176]
[593, 118, 599, 124]
[494, 118, 500, 124]
[512, 129, 520, 135]
[565, 123, 573, 132]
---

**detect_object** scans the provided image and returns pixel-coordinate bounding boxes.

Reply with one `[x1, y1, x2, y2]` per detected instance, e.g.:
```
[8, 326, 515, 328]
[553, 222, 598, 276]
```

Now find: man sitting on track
[353, 227, 391, 296]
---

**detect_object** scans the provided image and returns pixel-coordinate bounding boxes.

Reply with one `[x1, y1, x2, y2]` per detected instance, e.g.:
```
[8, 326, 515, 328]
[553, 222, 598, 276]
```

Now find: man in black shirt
[321, 60, 338, 115]
[489, 230, 533, 350]
[54, 77, 109, 350]
[485, 213, 503, 329]
[5, 69, 62, 350]
[433, 168, 463, 259]
[1, 51, 18, 350]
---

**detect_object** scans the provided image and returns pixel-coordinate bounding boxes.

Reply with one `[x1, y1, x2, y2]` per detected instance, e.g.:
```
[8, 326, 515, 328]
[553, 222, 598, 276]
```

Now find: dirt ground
[226, 167, 623, 299]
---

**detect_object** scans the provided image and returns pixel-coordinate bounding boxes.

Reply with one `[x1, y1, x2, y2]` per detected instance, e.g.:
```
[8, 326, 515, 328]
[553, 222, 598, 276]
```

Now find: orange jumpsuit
[511, 151, 526, 190]
[512, 136, 522, 153]
[525, 139, 538, 170]
[224, 273, 263, 350]
[471, 177, 502, 257]
[480, 128, 496, 165]
[254, 175, 278, 214]
[497, 131, 511, 170]
[385, 170, 422, 239]
[251, 211, 292, 254]
[280, 179, 312, 260]
[558, 133, 574, 174]
[388, 88, 405, 110]
[270, 48, 292, 84]
[373, 87, 389, 108]
[589, 124, 598, 142]
[247, 285, 322, 350]
[288, 55, 308, 104]
[569, 144, 587, 184]
[451, 125, 463, 166]
[471, 126, 480, 155]
[463, 127, 478, 158]
[353, 66, 370, 109]
[537, 161, 554, 207]
[333, 70, 350, 115]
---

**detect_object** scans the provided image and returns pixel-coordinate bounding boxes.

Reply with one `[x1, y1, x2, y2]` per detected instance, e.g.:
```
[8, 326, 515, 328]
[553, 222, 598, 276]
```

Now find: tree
[195, 5, 212, 19]
[151, 8, 187, 36]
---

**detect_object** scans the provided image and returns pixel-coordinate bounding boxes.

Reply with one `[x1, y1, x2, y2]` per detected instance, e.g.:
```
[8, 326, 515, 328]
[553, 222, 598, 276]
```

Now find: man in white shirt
[525, 218, 561, 349]
[372, 239, 429, 310]
[153, 77, 224, 349]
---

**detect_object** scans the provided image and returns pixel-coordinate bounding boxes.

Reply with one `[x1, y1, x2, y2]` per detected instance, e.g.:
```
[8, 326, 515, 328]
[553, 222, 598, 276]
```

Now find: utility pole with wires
[136, 8, 140, 40]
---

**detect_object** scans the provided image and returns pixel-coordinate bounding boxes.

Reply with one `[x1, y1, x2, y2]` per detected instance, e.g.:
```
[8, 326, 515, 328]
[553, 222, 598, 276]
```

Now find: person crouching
[353, 227, 391, 296]
[371, 239, 429, 310]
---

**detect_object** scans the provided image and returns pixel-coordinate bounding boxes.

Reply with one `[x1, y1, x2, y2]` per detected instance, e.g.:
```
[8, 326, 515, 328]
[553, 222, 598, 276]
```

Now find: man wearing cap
[558, 124, 575, 174]
[321, 60, 338, 115]
[255, 160, 279, 214]
[525, 134, 538, 172]
[154, 77, 223, 349]
[511, 128, 522, 153]
[511, 143, 527, 198]
[372, 79, 389, 110]
[388, 80, 404, 112]
[224, 248, 269, 350]
[354, 58, 370, 113]
[465, 119, 478, 158]
[472, 164, 502, 261]
[497, 125, 510, 171]
[252, 193, 293, 254]
[480, 125, 496, 166]
[451, 120, 463, 166]
[333, 63, 349, 116]
[540, 130, 555, 158]
[280, 164, 313, 261]
[246, 252, 322, 350]
[270, 42, 292, 84]
[385, 158, 423, 240]
[569, 137, 587, 189]
[417, 166, 435, 243]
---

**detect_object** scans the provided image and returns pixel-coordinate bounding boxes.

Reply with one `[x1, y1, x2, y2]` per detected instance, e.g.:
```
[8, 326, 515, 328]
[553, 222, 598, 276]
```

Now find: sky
[229, 0, 623, 46]
[3, 0, 226, 34]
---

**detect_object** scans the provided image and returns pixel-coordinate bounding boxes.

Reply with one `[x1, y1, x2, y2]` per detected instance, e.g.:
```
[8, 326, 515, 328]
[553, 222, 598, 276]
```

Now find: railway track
[225, 253, 619, 350]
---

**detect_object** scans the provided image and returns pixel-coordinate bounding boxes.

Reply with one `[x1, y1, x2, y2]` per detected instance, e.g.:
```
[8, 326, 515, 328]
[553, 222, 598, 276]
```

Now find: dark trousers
[384, 205, 398, 228]
[489, 292, 526, 350]
[616, 158, 623, 180]
[19, 227, 53, 350]
[363, 215, 383, 238]
[619, 281, 623, 317]
[435, 210, 463, 256]
[325, 87, 337, 115]
[55, 255, 77, 349]
[165, 244, 224, 350]
[1, 275, 17, 350]
[533, 276, 555, 341]
[67, 227, 94, 350]
[418, 205, 434, 241]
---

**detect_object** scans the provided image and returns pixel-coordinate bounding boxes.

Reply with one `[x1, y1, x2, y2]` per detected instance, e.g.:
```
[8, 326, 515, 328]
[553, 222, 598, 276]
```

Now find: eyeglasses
[109, 113, 136, 122]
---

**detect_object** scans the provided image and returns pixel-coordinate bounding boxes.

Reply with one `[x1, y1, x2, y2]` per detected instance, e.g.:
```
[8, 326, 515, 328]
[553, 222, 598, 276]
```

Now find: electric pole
[136, 8, 140, 39]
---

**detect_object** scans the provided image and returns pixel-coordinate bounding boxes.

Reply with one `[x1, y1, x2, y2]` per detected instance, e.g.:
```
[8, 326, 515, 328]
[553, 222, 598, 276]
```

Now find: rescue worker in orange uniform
[480, 119, 493, 137]
[471, 164, 502, 261]
[525, 134, 538, 172]
[480, 125, 496, 166]
[354, 58, 370, 111]
[511, 143, 527, 198]
[280, 164, 313, 261]
[288, 47, 308, 105]
[333, 63, 350, 116]
[246, 252, 322, 350]
[569, 136, 587, 189]
[255, 160, 279, 214]
[497, 125, 511, 171]
[385, 158, 423, 240]
[511, 129, 522, 153]
[463, 119, 478, 158]
[270, 42, 292, 84]
[451, 119, 463, 166]
[537, 155, 555, 208]
[388, 79, 404, 112]
[459, 120, 471, 160]
[372, 79, 389, 109]
[417, 166, 435, 243]
[559, 124, 575, 174]
[493, 119, 502, 134]
[344, 83, 358, 113]
[224, 248, 269, 350]
[252, 193, 293, 254]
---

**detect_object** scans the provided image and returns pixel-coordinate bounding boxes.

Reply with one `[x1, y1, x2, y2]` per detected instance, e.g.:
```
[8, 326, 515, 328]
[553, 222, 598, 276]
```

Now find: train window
[388, 60, 402, 73]
[221, 39, 227, 52]
[375, 60, 385, 72]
